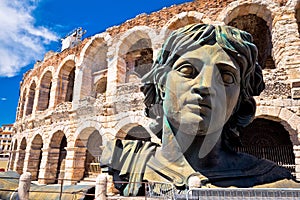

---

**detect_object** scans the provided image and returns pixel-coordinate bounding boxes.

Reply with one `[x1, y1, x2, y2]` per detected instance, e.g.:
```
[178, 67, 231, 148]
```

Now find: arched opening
[124, 38, 153, 83]
[228, 14, 275, 69]
[18, 89, 26, 119]
[125, 125, 151, 141]
[56, 60, 75, 105]
[37, 71, 52, 111]
[66, 67, 75, 102]
[28, 134, 43, 180]
[234, 118, 295, 175]
[75, 128, 103, 179]
[81, 36, 109, 99]
[84, 36, 108, 74]
[25, 82, 36, 115]
[9, 139, 18, 170]
[56, 135, 67, 183]
[95, 77, 107, 97]
[167, 15, 203, 31]
[49, 131, 67, 183]
[85, 130, 102, 177]
[16, 138, 27, 174]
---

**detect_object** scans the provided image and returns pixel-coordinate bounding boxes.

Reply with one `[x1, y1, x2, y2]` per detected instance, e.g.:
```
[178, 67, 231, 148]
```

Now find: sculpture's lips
[186, 103, 211, 110]
[183, 99, 212, 113]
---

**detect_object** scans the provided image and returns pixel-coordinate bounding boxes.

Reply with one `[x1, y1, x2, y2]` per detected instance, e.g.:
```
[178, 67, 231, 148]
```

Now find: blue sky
[0, 0, 192, 125]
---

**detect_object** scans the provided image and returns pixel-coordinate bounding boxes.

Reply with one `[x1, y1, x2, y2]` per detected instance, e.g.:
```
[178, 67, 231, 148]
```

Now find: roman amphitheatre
[9, 0, 300, 190]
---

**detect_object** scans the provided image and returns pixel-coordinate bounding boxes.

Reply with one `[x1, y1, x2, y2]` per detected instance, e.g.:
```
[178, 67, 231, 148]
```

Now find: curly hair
[141, 23, 265, 149]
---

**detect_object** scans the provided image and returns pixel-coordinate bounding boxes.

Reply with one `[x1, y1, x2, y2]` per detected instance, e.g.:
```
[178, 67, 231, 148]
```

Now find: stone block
[267, 106, 282, 118]
[279, 108, 294, 121]
[287, 114, 300, 130]
[292, 88, 300, 99]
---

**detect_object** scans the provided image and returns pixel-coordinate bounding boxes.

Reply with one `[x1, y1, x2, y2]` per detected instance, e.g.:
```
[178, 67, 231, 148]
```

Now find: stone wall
[10, 0, 300, 184]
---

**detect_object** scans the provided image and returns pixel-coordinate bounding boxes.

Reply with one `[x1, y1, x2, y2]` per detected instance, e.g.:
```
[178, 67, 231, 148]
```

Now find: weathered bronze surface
[100, 24, 300, 196]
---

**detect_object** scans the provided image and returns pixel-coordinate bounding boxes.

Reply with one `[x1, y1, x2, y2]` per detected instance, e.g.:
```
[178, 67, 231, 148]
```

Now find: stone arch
[55, 59, 76, 105]
[78, 33, 111, 99]
[248, 105, 300, 177]
[25, 81, 37, 116]
[164, 11, 205, 30]
[37, 70, 53, 111]
[255, 106, 300, 144]
[79, 33, 110, 72]
[125, 125, 152, 141]
[161, 11, 208, 39]
[18, 88, 27, 119]
[217, 1, 276, 27]
[54, 55, 76, 77]
[114, 116, 157, 141]
[235, 117, 296, 174]
[47, 124, 72, 145]
[220, 2, 275, 69]
[73, 120, 106, 145]
[48, 131, 67, 183]
[16, 137, 27, 174]
[75, 127, 103, 178]
[27, 134, 43, 180]
[116, 26, 156, 83]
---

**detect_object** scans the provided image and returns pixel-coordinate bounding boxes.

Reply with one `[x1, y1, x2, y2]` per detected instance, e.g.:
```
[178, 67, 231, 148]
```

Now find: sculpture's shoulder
[239, 152, 293, 179]
[101, 139, 158, 168]
[100, 139, 159, 196]
[254, 178, 300, 188]
[205, 152, 296, 188]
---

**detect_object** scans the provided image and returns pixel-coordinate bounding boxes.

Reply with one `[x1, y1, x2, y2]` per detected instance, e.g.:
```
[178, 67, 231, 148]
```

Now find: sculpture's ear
[235, 97, 256, 127]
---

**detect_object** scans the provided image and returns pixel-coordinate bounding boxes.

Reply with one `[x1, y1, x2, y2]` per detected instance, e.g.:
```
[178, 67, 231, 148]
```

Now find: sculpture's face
[163, 43, 241, 136]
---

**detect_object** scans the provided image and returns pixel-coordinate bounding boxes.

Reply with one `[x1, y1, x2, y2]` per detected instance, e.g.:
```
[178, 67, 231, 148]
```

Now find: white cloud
[0, 0, 58, 77]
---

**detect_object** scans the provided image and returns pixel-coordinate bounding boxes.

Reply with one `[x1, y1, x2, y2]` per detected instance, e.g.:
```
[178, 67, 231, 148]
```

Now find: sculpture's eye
[177, 63, 196, 78]
[221, 71, 235, 85]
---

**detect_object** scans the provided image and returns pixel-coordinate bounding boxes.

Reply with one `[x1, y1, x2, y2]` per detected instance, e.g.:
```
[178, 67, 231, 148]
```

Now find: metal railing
[2, 174, 300, 200]
[0, 176, 95, 200]
[146, 181, 176, 199]
[185, 188, 300, 200]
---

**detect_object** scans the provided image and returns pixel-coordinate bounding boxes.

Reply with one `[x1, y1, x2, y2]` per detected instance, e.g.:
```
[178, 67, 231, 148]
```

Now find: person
[100, 23, 299, 196]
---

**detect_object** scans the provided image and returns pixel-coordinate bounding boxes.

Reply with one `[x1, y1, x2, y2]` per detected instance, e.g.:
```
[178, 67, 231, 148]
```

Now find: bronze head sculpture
[101, 24, 298, 196]
[142, 23, 265, 149]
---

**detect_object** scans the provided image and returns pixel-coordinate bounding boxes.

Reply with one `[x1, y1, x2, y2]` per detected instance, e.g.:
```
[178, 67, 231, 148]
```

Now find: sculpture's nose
[191, 66, 215, 97]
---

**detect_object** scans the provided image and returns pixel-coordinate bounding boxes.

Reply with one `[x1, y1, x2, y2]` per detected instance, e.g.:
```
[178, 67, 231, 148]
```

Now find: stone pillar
[12, 150, 20, 171]
[72, 67, 84, 109]
[23, 149, 42, 180]
[8, 150, 17, 170]
[106, 174, 119, 196]
[106, 52, 121, 103]
[22, 149, 31, 173]
[29, 87, 39, 118]
[38, 147, 60, 184]
[293, 145, 300, 181]
[18, 172, 31, 200]
[48, 79, 58, 109]
[63, 147, 87, 185]
[95, 174, 107, 200]
[15, 149, 26, 174]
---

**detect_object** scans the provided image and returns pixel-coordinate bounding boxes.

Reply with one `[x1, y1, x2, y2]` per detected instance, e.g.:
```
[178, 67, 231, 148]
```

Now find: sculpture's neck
[183, 133, 223, 171]
[162, 117, 224, 171]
